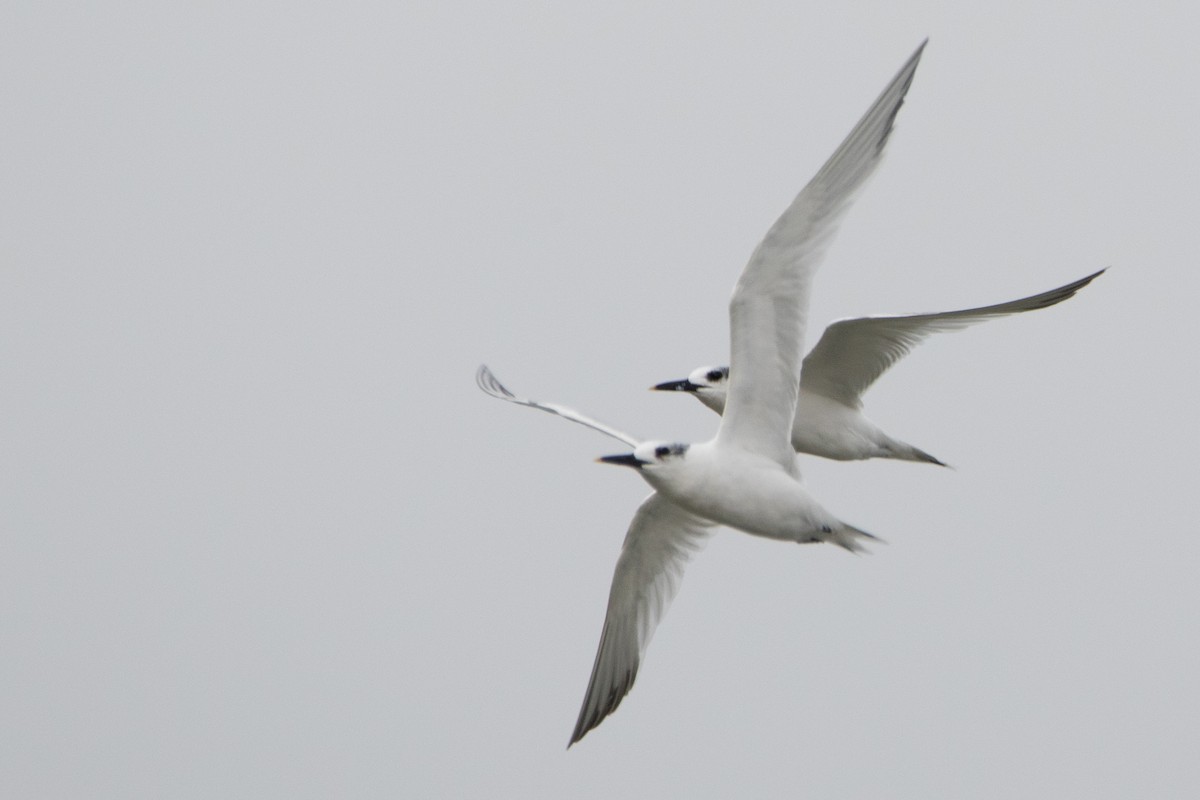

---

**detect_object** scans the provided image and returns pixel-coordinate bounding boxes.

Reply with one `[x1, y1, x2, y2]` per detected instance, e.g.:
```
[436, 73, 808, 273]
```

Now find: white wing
[570, 493, 716, 746]
[475, 364, 640, 447]
[801, 269, 1106, 408]
[718, 42, 925, 465]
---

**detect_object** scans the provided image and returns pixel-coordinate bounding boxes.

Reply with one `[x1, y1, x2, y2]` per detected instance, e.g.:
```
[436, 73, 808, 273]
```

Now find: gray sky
[3, 2, 1198, 798]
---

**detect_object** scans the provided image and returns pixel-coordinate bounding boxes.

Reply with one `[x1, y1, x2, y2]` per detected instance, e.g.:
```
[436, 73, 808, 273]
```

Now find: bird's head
[597, 441, 691, 472]
[652, 365, 729, 414]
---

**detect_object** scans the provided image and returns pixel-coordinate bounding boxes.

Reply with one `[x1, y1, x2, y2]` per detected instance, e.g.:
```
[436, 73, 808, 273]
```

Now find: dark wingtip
[1034, 268, 1107, 310]
[567, 708, 597, 749]
[567, 720, 591, 748]
[878, 38, 931, 146]
[475, 363, 515, 399]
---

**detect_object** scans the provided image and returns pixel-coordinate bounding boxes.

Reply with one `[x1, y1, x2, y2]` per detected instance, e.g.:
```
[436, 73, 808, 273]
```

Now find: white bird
[653, 268, 1105, 465]
[478, 41, 925, 746]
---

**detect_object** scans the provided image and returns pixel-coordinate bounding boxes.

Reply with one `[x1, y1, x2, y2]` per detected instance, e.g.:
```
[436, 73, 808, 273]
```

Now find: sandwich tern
[479, 40, 925, 745]
[654, 268, 1105, 465]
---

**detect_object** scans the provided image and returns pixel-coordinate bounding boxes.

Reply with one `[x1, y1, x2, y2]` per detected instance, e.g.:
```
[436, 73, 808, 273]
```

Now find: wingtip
[1035, 268, 1107, 308]
[901, 38, 929, 74]
[567, 716, 593, 748]
[475, 363, 515, 400]
[1073, 267, 1108, 288]
[868, 39, 928, 154]
[474, 363, 492, 390]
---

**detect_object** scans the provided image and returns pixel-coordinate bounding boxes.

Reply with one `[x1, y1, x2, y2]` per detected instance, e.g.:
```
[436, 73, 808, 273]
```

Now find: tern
[653, 268, 1105, 465]
[479, 41, 925, 746]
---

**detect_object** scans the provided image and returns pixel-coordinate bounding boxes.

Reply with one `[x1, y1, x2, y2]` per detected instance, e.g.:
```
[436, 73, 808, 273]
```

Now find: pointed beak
[652, 378, 701, 393]
[596, 453, 646, 469]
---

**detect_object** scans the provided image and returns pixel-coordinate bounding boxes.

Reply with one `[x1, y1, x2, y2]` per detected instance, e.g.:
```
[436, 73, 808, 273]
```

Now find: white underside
[695, 387, 919, 462]
[640, 442, 842, 542]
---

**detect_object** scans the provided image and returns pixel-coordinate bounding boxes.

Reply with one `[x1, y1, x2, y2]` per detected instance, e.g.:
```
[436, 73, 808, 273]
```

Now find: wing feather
[569, 493, 715, 746]
[718, 42, 925, 464]
[475, 364, 640, 447]
[800, 269, 1106, 407]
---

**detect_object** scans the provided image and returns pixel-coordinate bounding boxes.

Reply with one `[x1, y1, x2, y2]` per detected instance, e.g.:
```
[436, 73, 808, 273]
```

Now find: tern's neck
[693, 392, 726, 415]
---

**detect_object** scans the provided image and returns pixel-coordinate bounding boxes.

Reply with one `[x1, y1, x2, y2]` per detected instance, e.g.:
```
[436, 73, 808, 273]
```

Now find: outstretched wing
[475, 364, 640, 447]
[800, 269, 1106, 408]
[569, 493, 716, 746]
[718, 42, 926, 466]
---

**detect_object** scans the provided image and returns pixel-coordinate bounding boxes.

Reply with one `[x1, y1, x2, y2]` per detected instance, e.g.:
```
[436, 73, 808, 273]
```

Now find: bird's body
[630, 441, 871, 548]
[682, 375, 942, 463]
[789, 390, 926, 463]
[477, 40, 927, 745]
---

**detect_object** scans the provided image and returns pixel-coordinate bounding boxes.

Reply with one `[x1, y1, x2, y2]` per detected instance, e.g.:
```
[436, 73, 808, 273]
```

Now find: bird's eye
[706, 369, 724, 382]
[655, 445, 671, 458]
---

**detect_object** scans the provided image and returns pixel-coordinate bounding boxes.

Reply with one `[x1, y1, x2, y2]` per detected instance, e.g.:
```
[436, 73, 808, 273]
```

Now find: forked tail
[906, 444, 949, 468]
[829, 524, 882, 554]
[885, 435, 949, 468]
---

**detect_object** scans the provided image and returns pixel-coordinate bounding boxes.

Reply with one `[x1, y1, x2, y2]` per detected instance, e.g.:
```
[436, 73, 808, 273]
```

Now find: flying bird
[478, 41, 926, 746]
[653, 268, 1105, 465]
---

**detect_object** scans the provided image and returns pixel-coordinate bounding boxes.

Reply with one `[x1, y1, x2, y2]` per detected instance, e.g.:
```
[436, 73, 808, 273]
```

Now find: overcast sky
[3, 2, 1198, 798]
